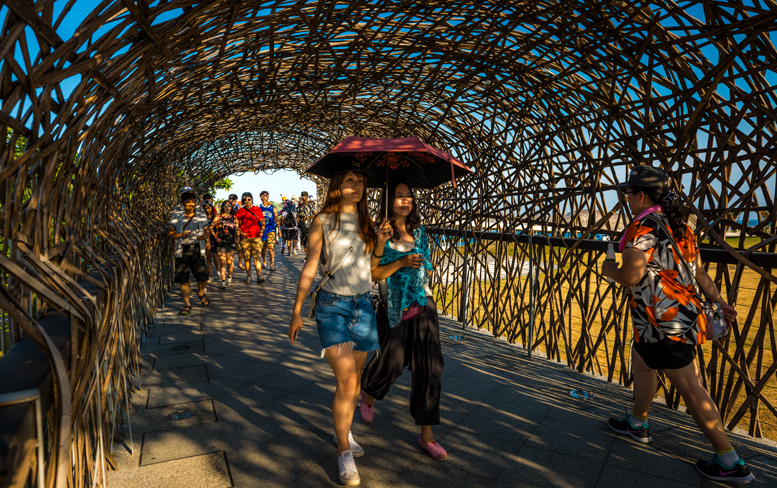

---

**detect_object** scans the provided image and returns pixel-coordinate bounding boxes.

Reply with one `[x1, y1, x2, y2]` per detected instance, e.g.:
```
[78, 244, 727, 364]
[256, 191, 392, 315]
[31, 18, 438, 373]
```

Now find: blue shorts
[315, 289, 379, 357]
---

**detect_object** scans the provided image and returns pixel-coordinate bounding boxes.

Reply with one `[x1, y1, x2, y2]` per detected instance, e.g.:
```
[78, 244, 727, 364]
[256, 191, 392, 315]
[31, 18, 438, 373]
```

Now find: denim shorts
[315, 289, 379, 357]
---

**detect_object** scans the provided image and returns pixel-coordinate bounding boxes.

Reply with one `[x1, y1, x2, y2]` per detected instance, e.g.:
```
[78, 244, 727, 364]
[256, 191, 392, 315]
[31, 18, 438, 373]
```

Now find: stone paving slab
[606, 436, 702, 485]
[158, 331, 206, 344]
[144, 364, 209, 388]
[152, 352, 208, 370]
[152, 339, 205, 357]
[497, 445, 604, 487]
[139, 422, 240, 466]
[109, 252, 777, 487]
[146, 381, 212, 409]
[159, 324, 204, 336]
[109, 451, 232, 487]
[131, 398, 217, 435]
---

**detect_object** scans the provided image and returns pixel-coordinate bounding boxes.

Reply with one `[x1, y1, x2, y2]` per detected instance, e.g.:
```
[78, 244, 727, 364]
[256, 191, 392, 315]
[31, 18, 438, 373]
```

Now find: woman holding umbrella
[302, 136, 472, 471]
[287, 166, 391, 486]
[359, 180, 447, 460]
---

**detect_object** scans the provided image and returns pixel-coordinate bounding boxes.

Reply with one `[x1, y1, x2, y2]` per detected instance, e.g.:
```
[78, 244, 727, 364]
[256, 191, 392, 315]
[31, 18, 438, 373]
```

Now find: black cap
[615, 165, 668, 190]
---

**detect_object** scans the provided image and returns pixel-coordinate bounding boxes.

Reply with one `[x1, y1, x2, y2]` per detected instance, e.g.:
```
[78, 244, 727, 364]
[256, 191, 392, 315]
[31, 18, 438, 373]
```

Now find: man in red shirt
[235, 192, 266, 283]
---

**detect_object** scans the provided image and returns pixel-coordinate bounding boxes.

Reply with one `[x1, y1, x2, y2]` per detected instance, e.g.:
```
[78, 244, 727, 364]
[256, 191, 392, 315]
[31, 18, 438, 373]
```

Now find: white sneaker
[293, 250, 298, 256]
[227, 277, 232, 285]
[337, 450, 360, 486]
[333, 431, 363, 458]
[221, 278, 227, 290]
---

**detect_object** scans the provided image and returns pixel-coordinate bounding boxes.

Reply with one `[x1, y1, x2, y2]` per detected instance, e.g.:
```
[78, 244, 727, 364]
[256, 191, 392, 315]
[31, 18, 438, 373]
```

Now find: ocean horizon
[735, 219, 762, 226]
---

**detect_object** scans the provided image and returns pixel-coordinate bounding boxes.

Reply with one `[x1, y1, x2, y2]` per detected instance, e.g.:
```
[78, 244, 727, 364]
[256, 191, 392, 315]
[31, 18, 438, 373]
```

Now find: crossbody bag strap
[181, 214, 196, 230]
[312, 230, 360, 295]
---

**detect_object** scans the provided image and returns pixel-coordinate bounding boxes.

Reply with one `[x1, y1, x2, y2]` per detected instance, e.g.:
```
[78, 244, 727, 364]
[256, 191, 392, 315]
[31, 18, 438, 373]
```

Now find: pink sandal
[418, 436, 447, 460]
[359, 391, 374, 424]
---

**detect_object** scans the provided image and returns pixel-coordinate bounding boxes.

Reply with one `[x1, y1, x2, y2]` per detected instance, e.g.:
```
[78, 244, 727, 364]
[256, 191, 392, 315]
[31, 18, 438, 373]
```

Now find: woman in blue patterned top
[361, 181, 447, 461]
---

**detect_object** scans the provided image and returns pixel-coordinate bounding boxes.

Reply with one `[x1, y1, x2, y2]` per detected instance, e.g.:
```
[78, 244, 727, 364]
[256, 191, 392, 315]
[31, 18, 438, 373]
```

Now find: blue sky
[214, 169, 317, 203]
[3, 0, 774, 212]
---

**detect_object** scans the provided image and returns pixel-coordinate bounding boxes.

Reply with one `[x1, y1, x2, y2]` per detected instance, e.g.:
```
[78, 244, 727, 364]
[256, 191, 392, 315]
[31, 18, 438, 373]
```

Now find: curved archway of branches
[1, 1, 776, 485]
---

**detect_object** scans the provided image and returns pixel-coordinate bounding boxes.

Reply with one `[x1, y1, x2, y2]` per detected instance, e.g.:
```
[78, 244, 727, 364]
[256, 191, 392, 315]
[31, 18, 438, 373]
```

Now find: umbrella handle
[385, 181, 389, 220]
[385, 166, 389, 220]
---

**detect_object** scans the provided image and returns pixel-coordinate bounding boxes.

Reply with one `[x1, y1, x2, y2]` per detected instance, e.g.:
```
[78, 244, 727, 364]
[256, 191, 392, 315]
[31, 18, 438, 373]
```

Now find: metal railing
[426, 226, 777, 437]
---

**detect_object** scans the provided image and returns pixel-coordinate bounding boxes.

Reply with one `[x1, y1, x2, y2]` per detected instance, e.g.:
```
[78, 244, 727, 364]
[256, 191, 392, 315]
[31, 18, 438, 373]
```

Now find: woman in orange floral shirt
[602, 165, 753, 483]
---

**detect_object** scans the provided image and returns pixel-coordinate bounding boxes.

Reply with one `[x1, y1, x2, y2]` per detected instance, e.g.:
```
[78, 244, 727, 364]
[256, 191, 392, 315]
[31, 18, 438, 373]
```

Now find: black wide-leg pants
[361, 297, 444, 425]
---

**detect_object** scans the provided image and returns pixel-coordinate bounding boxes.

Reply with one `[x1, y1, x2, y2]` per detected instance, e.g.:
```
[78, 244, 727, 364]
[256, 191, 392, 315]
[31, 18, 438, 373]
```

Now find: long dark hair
[318, 171, 377, 252]
[203, 203, 216, 221]
[379, 180, 421, 241]
[637, 186, 688, 240]
[220, 201, 233, 216]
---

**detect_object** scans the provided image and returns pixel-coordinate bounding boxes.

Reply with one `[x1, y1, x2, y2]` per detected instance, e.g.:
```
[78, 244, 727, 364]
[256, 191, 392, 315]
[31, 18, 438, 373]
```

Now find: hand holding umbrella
[376, 218, 392, 252]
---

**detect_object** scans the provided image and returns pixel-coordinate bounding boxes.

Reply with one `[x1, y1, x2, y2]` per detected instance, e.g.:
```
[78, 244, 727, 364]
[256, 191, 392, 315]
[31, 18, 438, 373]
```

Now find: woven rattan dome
[1, 1, 776, 486]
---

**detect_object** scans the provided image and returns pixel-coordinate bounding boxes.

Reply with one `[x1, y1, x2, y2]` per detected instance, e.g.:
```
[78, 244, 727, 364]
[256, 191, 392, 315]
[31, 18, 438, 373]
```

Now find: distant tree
[209, 178, 233, 195]
[4, 128, 34, 205]
[5, 127, 26, 159]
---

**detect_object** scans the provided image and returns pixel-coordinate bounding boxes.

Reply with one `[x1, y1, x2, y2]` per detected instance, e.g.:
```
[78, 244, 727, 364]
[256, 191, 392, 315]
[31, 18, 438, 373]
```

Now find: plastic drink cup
[605, 243, 616, 283]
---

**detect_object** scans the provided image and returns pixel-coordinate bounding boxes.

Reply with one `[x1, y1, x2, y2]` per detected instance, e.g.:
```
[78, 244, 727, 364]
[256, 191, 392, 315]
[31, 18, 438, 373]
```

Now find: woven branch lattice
[1, 1, 776, 486]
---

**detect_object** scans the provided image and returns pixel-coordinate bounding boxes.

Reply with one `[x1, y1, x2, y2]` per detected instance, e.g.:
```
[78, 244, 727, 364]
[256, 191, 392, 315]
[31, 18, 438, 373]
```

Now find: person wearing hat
[235, 192, 266, 283]
[602, 165, 752, 483]
[167, 186, 211, 314]
[281, 196, 299, 256]
[289, 196, 302, 255]
[279, 196, 289, 251]
[298, 190, 316, 255]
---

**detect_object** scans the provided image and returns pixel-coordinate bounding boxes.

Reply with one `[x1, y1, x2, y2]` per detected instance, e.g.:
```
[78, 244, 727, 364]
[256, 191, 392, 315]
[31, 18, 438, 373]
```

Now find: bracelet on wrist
[373, 250, 384, 258]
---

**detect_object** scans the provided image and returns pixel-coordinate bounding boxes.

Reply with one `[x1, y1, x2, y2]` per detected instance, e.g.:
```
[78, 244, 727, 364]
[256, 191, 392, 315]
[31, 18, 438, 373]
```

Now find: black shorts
[284, 228, 298, 241]
[634, 339, 697, 370]
[299, 225, 311, 246]
[174, 244, 209, 284]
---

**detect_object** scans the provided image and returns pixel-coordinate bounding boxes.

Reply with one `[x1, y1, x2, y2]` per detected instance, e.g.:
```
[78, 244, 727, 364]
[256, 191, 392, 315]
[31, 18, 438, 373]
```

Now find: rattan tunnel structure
[1, 1, 776, 486]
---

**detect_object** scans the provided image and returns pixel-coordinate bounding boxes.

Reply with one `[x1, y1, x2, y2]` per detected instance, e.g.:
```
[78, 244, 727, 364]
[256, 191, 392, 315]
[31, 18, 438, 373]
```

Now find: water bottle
[605, 243, 616, 283]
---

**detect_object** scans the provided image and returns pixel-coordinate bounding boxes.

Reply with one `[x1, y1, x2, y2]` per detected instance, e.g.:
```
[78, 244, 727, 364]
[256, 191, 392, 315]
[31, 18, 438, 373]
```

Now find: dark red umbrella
[306, 136, 474, 189]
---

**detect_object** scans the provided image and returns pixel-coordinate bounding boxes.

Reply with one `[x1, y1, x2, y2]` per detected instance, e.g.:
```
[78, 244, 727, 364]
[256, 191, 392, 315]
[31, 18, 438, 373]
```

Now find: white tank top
[319, 212, 372, 296]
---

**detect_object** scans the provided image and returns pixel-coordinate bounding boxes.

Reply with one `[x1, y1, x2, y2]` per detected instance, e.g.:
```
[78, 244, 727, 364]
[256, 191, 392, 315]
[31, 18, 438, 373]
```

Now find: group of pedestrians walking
[284, 164, 753, 486]
[276, 191, 316, 256]
[168, 158, 754, 486]
[166, 186, 315, 315]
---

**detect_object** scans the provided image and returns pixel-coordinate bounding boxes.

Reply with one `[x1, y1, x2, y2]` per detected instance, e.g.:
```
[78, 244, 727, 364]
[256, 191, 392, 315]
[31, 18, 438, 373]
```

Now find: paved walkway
[108, 251, 777, 487]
